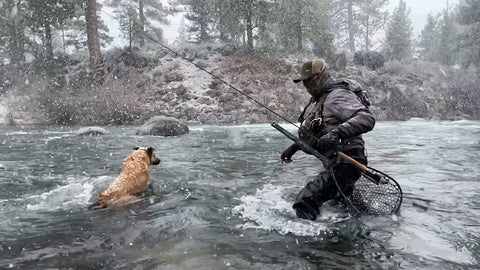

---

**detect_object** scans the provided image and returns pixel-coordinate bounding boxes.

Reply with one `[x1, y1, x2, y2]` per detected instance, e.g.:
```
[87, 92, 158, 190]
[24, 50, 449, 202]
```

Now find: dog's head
[133, 147, 161, 165]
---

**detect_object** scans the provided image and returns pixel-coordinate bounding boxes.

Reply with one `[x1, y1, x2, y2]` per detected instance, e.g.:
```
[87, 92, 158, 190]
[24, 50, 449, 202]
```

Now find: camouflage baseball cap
[293, 59, 327, 83]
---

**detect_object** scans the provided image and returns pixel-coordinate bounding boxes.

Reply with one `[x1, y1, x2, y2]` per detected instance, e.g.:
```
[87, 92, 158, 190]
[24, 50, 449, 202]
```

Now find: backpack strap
[318, 91, 331, 120]
[298, 97, 314, 123]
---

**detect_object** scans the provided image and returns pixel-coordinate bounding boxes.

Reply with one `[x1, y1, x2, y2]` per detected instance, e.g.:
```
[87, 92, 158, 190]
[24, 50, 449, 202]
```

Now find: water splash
[232, 184, 349, 236]
[23, 176, 106, 211]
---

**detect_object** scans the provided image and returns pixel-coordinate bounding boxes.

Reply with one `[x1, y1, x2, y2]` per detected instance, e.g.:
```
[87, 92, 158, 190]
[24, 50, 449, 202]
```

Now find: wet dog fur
[90, 147, 160, 210]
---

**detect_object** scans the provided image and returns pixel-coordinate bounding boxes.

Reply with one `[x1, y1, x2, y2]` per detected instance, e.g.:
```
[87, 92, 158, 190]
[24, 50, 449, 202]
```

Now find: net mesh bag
[349, 168, 402, 215]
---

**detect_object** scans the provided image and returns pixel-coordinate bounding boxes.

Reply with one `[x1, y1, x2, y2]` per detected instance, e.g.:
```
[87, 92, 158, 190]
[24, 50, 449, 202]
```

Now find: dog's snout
[151, 157, 161, 165]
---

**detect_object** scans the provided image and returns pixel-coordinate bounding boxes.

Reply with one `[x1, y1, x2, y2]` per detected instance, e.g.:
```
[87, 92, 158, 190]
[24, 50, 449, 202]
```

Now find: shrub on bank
[2, 48, 479, 125]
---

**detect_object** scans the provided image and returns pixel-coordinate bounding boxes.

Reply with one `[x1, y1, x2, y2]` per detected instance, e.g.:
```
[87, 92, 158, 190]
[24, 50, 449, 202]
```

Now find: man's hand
[315, 129, 341, 151]
[281, 144, 300, 163]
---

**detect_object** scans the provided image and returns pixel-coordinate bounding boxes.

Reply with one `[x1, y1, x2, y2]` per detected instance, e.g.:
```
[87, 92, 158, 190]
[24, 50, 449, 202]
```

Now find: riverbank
[1, 47, 479, 126]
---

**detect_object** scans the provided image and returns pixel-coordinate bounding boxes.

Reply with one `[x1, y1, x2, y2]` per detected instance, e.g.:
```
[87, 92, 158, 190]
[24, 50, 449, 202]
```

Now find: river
[0, 120, 479, 269]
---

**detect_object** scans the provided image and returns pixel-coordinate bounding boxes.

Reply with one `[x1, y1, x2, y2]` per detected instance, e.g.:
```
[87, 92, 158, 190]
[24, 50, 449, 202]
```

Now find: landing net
[349, 167, 402, 215]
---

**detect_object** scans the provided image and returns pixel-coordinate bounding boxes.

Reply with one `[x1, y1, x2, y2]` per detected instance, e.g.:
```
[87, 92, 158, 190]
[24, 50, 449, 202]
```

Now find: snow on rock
[136, 115, 189, 136]
[76, 126, 110, 136]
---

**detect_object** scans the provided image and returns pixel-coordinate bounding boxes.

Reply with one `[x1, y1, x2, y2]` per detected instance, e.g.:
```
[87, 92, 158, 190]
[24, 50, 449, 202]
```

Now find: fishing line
[101, 10, 299, 128]
[100, 10, 365, 215]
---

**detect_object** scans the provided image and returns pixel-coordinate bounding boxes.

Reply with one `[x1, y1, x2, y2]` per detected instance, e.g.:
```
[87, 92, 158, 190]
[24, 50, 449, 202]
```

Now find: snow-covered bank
[1, 48, 479, 126]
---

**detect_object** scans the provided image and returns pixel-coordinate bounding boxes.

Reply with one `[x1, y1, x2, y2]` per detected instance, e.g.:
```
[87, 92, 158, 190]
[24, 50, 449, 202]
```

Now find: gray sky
[388, 0, 460, 36]
[103, 0, 461, 47]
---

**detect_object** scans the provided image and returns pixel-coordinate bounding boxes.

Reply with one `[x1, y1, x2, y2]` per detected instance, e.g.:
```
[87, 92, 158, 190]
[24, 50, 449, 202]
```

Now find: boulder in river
[136, 116, 189, 136]
[76, 126, 110, 136]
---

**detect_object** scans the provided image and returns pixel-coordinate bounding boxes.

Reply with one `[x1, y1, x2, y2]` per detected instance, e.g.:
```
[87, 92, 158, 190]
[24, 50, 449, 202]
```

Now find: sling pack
[341, 78, 371, 108]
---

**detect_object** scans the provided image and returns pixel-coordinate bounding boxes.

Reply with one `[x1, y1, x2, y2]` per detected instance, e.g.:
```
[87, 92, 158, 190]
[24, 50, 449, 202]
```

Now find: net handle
[338, 152, 367, 171]
[338, 152, 383, 184]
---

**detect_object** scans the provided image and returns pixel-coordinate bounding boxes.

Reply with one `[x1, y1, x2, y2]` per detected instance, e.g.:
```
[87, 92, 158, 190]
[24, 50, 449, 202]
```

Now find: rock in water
[76, 127, 110, 136]
[136, 116, 189, 136]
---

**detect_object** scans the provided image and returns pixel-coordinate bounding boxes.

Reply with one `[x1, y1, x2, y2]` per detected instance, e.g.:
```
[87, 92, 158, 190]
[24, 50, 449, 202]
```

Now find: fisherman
[281, 59, 375, 221]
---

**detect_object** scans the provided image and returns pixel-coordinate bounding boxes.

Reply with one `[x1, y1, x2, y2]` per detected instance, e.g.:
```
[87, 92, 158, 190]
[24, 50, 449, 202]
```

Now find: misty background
[0, 0, 479, 126]
[1, 2, 480, 268]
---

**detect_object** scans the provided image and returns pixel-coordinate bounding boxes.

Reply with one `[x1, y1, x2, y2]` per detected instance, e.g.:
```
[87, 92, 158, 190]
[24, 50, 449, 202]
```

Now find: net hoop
[350, 166, 403, 215]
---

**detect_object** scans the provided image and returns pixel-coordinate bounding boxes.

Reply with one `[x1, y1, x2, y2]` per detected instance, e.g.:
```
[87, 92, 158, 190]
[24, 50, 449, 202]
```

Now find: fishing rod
[101, 11, 403, 214]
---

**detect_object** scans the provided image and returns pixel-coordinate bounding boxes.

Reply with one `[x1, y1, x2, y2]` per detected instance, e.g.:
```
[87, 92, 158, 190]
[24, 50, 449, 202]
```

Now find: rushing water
[0, 120, 479, 269]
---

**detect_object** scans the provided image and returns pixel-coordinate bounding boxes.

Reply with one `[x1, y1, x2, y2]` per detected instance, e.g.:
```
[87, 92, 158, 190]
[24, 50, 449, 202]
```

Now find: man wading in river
[281, 59, 375, 221]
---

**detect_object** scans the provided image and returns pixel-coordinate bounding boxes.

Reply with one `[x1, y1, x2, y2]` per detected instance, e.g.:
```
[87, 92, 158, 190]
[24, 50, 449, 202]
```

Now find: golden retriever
[90, 147, 160, 209]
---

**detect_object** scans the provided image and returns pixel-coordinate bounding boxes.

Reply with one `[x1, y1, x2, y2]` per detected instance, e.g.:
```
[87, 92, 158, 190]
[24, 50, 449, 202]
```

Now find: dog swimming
[90, 147, 160, 209]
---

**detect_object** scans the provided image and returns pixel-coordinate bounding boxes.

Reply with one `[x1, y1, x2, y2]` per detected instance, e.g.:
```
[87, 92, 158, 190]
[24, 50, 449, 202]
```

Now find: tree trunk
[139, 0, 145, 47]
[6, 1, 25, 64]
[296, 5, 303, 50]
[44, 21, 54, 72]
[85, 0, 104, 83]
[347, 0, 355, 52]
[200, 8, 208, 41]
[365, 15, 369, 52]
[8, 22, 23, 64]
[62, 26, 66, 55]
[245, 0, 254, 49]
[129, 12, 133, 50]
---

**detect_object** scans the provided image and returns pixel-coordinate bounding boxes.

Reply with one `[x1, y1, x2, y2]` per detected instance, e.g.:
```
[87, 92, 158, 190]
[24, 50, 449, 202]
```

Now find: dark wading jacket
[299, 78, 376, 154]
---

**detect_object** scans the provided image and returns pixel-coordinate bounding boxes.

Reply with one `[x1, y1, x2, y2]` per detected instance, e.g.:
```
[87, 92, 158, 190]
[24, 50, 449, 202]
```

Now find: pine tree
[254, 0, 276, 48]
[60, 2, 112, 53]
[277, 0, 304, 51]
[185, 0, 214, 42]
[436, 6, 457, 65]
[329, 0, 364, 52]
[305, 0, 334, 56]
[277, 0, 333, 54]
[418, 13, 439, 61]
[0, 0, 27, 64]
[106, 0, 167, 49]
[457, 0, 480, 67]
[329, 0, 358, 52]
[356, 0, 388, 51]
[383, 0, 413, 60]
[26, 0, 77, 70]
[211, 0, 243, 43]
[243, 0, 254, 49]
[85, 0, 104, 83]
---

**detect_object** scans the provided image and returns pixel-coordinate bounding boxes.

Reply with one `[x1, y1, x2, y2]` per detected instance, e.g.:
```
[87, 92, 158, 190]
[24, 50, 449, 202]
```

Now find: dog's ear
[133, 147, 140, 150]
[147, 147, 154, 157]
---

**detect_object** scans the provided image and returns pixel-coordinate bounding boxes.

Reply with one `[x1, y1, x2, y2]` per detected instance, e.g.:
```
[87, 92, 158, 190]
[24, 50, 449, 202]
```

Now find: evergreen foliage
[210, 0, 243, 43]
[383, 0, 413, 60]
[26, 0, 77, 68]
[329, 0, 358, 52]
[356, 0, 388, 51]
[276, 0, 333, 54]
[0, 0, 478, 73]
[418, 14, 439, 61]
[105, 0, 168, 49]
[185, 0, 333, 54]
[0, 0, 28, 64]
[329, 0, 387, 52]
[436, 6, 458, 65]
[185, 0, 214, 42]
[457, 0, 480, 67]
[0, 0, 110, 73]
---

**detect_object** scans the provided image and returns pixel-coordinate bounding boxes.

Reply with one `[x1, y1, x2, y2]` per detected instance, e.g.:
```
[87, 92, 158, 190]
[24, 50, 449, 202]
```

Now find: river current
[0, 120, 479, 269]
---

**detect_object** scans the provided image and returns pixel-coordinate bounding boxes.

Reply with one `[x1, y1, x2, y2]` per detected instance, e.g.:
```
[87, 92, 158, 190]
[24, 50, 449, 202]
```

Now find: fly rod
[101, 11, 402, 214]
